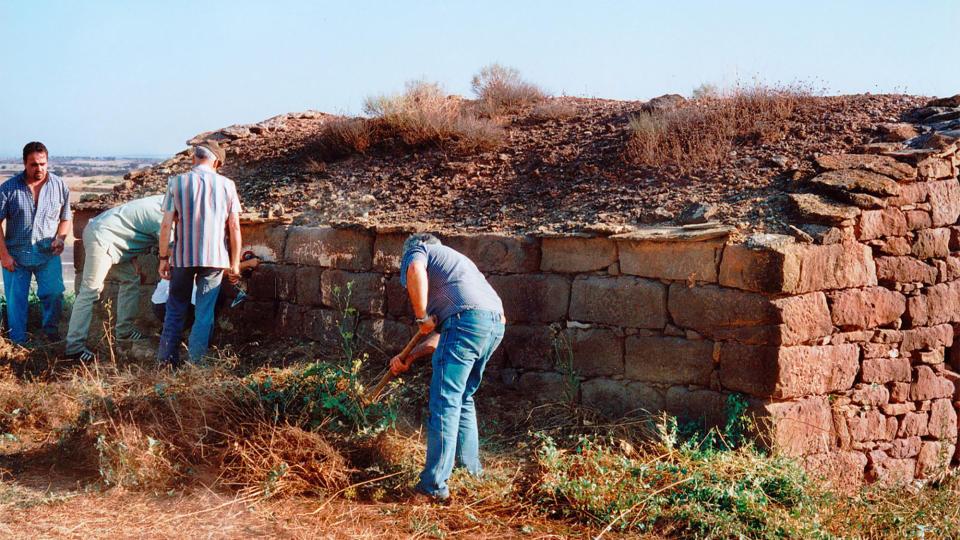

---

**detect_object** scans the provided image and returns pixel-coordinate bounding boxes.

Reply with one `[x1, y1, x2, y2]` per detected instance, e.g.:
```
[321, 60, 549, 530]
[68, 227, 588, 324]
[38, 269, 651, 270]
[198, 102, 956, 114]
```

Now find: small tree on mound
[471, 63, 547, 115]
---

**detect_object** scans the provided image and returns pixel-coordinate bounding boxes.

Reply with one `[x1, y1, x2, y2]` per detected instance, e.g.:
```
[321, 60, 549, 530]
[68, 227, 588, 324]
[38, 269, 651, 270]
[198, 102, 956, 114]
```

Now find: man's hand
[158, 259, 170, 280]
[50, 237, 65, 255]
[227, 263, 241, 284]
[417, 315, 436, 336]
[0, 253, 14, 272]
[389, 354, 414, 376]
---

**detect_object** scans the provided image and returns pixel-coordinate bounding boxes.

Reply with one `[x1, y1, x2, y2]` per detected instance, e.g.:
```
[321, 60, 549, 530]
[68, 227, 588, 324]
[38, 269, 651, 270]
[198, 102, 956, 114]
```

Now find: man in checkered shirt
[0, 142, 72, 344]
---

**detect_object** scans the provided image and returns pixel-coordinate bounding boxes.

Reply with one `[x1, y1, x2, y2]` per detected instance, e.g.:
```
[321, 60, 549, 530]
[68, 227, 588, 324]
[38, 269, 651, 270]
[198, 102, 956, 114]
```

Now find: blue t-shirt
[0, 172, 72, 266]
[400, 242, 503, 324]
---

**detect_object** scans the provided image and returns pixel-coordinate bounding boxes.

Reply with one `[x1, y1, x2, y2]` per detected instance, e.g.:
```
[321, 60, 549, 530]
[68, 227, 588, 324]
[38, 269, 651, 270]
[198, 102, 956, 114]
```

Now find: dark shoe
[64, 348, 95, 362]
[119, 329, 145, 340]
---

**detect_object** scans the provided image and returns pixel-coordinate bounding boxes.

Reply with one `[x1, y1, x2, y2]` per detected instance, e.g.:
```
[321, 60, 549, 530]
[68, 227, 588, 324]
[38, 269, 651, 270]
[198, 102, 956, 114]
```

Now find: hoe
[361, 329, 428, 405]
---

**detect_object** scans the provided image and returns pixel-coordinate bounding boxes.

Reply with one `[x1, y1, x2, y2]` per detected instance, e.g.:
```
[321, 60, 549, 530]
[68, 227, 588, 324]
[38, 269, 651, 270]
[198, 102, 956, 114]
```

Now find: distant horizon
[2, 1, 958, 156]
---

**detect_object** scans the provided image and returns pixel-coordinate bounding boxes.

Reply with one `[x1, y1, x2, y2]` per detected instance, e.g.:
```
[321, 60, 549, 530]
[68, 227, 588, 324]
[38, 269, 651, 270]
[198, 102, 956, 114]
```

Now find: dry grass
[627, 83, 814, 172]
[529, 99, 578, 122]
[471, 63, 547, 115]
[315, 117, 375, 161]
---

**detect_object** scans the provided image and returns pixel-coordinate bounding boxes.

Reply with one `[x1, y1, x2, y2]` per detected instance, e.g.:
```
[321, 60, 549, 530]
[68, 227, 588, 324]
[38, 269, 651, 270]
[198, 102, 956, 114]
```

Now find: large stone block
[442, 234, 540, 273]
[861, 357, 911, 384]
[857, 207, 908, 241]
[372, 232, 407, 272]
[616, 238, 724, 282]
[385, 275, 414, 318]
[905, 282, 960, 327]
[917, 441, 955, 479]
[247, 264, 297, 301]
[624, 336, 714, 386]
[489, 274, 570, 323]
[901, 324, 953, 353]
[277, 302, 306, 338]
[927, 398, 958, 440]
[927, 179, 960, 227]
[668, 285, 831, 345]
[867, 456, 916, 486]
[759, 396, 834, 456]
[567, 328, 624, 377]
[240, 222, 288, 262]
[875, 256, 938, 285]
[501, 325, 555, 370]
[719, 236, 876, 294]
[828, 287, 905, 330]
[580, 379, 664, 418]
[911, 228, 951, 259]
[800, 452, 868, 494]
[320, 270, 385, 315]
[517, 372, 566, 402]
[847, 410, 897, 442]
[719, 344, 859, 398]
[302, 308, 342, 349]
[910, 366, 955, 401]
[665, 387, 727, 429]
[295, 266, 322, 306]
[540, 236, 618, 273]
[569, 275, 666, 328]
[357, 318, 415, 355]
[284, 226, 374, 270]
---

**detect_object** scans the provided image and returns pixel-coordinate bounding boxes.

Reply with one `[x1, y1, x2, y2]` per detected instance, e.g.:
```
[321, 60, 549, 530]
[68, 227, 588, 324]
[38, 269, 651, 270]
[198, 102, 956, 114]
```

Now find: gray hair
[194, 145, 216, 162]
[402, 233, 441, 257]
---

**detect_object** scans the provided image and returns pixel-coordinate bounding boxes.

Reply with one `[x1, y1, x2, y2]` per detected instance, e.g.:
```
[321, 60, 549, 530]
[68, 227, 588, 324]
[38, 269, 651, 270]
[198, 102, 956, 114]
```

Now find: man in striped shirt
[156, 141, 242, 366]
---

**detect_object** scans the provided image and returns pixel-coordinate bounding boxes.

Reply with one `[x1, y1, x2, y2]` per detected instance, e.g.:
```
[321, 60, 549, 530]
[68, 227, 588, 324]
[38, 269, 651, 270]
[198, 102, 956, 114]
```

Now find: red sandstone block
[926, 179, 960, 226]
[490, 274, 571, 323]
[247, 264, 297, 301]
[384, 276, 414, 318]
[295, 266, 322, 306]
[887, 182, 926, 207]
[719, 344, 858, 398]
[568, 275, 666, 328]
[320, 270, 385, 315]
[851, 383, 891, 406]
[904, 210, 933, 231]
[911, 228, 951, 259]
[567, 327, 624, 377]
[358, 318, 415, 355]
[876, 236, 912, 256]
[624, 336, 714, 385]
[443, 234, 540, 273]
[372, 232, 407, 272]
[241, 222, 288, 262]
[719, 237, 877, 294]
[898, 412, 929, 438]
[887, 437, 922, 459]
[616, 238, 723, 282]
[861, 357, 912, 384]
[540, 236, 617, 273]
[918, 157, 955, 179]
[857, 207, 908, 240]
[928, 398, 958, 440]
[665, 387, 727, 429]
[800, 452, 868, 494]
[759, 396, 834, 457]
[848, 410, 897, 442]
[868, 457, 916, 486]
[910, 365, 955, 401]
[284, 226, 374, 270]
[917, 441, 955, 479]
[890, 382, 912, 402]
[828, 287, 905, 330]
[580, 379, 664, 418]
[875, 256, 938, 285]
[902, 324, 953, 353]
[500, 325, 554, 370]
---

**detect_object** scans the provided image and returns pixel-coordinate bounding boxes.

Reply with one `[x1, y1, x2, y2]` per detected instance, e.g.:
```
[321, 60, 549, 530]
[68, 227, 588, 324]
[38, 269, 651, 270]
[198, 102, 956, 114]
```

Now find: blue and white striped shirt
[400, 243, 503, 324]
[162, 165, 242, 268]
[0, 172, 72, 267]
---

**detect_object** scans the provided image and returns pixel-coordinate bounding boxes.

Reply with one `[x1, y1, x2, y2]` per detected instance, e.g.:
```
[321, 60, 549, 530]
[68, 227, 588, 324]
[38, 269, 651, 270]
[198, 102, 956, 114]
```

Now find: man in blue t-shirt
[389, 233, 505, 502]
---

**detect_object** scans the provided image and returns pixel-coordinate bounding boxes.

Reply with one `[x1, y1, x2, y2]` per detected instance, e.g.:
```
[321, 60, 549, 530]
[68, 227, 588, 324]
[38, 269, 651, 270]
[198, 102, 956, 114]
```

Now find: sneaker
[119, 330, 145, 340]
[64, 348, 95, 362]
[410, 486, 450, 505]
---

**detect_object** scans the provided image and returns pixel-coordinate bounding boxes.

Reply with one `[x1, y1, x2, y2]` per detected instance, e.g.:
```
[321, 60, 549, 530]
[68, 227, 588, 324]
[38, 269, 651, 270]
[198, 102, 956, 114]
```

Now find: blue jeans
[417, 309, 505, 499]
[157, 267, 222, 366]
[2, 255, 64, 343]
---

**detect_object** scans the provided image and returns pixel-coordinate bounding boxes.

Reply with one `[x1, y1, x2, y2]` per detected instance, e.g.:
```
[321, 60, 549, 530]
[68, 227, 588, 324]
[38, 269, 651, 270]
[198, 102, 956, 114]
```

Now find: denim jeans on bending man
[416, 309, 505, 500]
[157, 267, 222, 366]
[2, 255, 64, 343]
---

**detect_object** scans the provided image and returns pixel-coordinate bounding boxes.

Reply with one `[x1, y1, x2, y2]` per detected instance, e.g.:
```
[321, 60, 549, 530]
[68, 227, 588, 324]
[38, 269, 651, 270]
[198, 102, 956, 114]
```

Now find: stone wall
[72, 138, 960, 490]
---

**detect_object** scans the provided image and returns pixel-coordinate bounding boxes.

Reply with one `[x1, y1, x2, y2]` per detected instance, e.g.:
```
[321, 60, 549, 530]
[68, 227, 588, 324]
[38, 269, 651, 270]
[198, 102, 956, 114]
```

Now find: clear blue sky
[2, 0, 958, 157]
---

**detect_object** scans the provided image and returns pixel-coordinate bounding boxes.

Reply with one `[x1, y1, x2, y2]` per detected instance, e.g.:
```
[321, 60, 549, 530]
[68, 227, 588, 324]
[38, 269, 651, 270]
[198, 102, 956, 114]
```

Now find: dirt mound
[87, 94, 926, 236]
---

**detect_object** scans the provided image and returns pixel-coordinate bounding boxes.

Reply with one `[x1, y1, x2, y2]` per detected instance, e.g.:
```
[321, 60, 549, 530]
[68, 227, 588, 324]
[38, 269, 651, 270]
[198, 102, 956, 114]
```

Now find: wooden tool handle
[363, 330, 427, 405]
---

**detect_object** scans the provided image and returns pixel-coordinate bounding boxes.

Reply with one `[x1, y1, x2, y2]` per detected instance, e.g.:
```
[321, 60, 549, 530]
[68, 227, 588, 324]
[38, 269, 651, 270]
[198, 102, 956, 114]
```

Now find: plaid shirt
[0, 172, 72, 267]
[162, 164, 242, 268]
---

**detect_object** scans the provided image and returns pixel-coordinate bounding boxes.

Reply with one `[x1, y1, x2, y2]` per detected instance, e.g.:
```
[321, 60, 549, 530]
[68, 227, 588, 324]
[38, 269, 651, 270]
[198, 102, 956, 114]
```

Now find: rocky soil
[89, 94, 934, 237]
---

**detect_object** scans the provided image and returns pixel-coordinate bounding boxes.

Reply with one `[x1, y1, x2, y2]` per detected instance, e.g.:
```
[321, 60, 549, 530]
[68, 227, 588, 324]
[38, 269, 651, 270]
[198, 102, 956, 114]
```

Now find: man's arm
[0, 221, 13, 272]
[157, 210, 175, 279]
[389, 332, 440, 375]
[406, 260, 435, 335]
[51, 219, 71, 255]
[226, 212, 241, 282]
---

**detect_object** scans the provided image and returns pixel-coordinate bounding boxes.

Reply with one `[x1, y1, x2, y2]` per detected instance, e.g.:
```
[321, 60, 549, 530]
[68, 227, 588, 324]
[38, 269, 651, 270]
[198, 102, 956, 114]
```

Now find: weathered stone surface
[443, 234, 540, 273]
[238, 301, 276, 333]
[797, 224, 855, 245]
[540, 237, 617, 273]
[927, 398, 958, 440]
[490, 274, 570, 323]
[668, 285, 830, 345]
[302, 308, 344, 348]
[517, 372, 565, 401]
[580, 379, 664, 417]
[904, 210, 933, 231]
[851, 383, 890, 407]
[887, 182, 927, 207]
[277, 302, 306, 338]
[848, 411, 897, 442]
[927, 179, 960, 226]
[760, 396, 834, 456]
[719, 344, 859, 398]
[665, 388, 727, 429]
[385, 276, 414, 318]
[616, 238, 723, 282]
[861, 357, 912, 384]
[877, 123, 921, 143]
[248, 264, 297, 301]
[808, 169, 901, 197]
[905, 282, 960, 327]
[320, 270, 385, 315]
[918, 157, 954, 179]
[888, 437, 922, 459]
[295, 266, 322, 306]
[788, 193, 859, 226]
[868, 457, 916, 486]
[917, 441, 956, 479]
[912, 228, 951, 259]
[857, 208, 908, 240]
[829, 287, 905, 330]
[358, 318, 414, 354]
[910, 366, 955, 401]
[624, 336, 713, 385]
[569, 276, 666, 328]
[901, 324, 953, 353]
[800, 452, 867, 493]
[567, 328, 623, 377]
[284, 226, 374, 270]
[372, 232, 406, 272]
[500, 325, 554, 370]
[240, 222, 288, 262]
[814, 153, 917, 181]
[898, 412, 929, 438]
[875, 256, 938, 285]
[719, 236, 877, 294]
